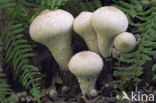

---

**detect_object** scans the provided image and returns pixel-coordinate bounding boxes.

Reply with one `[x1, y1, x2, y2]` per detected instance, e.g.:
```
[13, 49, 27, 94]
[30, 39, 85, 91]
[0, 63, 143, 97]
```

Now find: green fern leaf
[113, 0, 156, 90]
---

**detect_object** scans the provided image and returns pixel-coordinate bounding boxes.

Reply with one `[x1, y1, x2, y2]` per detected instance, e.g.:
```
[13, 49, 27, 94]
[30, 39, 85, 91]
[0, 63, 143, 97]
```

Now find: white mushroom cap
[91, 6, 128, 38]
[30, 9, 74, 45]
[68, 51, 103, 96]
[73, 11, 99, 53]
[113, 32, 137, 53]
[29, 9, 74, 70]
[91, 6, 128, 57]
[69, 51, 103, 77]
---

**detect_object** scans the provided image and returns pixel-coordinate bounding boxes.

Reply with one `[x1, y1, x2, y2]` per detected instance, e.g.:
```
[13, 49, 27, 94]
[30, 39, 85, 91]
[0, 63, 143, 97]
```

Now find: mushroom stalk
[73, 12, 99, 53]
[78, 75, 97, 95]
[81, 31, 99, 53]
[46, 32, 72, 70]
[97, 35, 114, 57]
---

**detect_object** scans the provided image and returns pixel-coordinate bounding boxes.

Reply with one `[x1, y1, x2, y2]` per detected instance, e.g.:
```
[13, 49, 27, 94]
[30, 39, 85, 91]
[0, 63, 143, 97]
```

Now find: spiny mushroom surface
[29, 9, 74, 71]
[91, 6, 128, 57]
[68, 51, 103, 96]
[113, 32, 137, 53]
[73, 11, 99, 53]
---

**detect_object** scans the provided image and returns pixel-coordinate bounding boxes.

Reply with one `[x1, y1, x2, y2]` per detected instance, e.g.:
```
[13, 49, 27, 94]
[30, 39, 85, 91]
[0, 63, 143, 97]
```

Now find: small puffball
[68, 51, 103, 96]
[49, 89, 58, 100]
[113, 32, 137, 53]
[89, 89, 98, 97]
[116, 94, 121, 100]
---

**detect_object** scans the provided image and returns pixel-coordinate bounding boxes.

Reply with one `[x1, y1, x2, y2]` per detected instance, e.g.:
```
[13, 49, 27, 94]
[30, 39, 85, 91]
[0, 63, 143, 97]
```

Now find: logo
[121, 91, 131, 102]
[121, 91, 155, 102]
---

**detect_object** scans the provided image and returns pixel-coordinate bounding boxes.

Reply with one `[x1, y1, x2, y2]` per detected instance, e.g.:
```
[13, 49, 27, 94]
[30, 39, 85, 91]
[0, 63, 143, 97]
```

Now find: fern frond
[62, 0, 102, 16]
[0, 73, 15, 103]
[1, 0, 73, 102]
[113, 0, 156, 89]
[0, 0, 16, 9]
[22, 0, 69, 9]
[0, 35, 14, 103]
[3, 24, 41, 102]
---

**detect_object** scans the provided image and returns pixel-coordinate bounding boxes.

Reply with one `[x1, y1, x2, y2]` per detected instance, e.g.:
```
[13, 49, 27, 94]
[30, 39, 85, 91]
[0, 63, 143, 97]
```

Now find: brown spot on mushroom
[105, 6, 119, 12]
[79, 51, 89, 58]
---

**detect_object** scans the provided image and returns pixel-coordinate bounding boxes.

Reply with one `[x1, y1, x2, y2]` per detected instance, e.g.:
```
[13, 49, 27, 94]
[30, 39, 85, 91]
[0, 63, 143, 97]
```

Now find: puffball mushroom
[73, 12, 99, 53]
[29, 9, 74, 71]
[113, 32, 137, 53]
[68, 51, 103, 96]
[91, 6, 128, 57]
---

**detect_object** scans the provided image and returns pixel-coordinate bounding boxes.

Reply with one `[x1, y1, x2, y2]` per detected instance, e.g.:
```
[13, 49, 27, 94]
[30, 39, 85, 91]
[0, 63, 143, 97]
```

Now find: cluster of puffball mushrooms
[29, 6, 137, 97]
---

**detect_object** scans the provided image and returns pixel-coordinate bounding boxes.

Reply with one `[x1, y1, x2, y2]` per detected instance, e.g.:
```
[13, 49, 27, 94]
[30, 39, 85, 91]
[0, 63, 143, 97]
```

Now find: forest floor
[10, 35, 156, 103]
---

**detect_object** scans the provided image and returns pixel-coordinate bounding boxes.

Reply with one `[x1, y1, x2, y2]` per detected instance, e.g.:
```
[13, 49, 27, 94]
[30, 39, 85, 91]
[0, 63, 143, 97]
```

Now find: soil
[13, 34, 154, 103]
